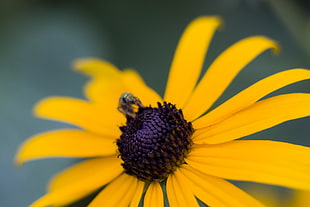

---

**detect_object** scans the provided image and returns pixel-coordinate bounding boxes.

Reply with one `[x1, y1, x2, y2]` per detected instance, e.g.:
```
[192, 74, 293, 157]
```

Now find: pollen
[116, 101, 194, 182]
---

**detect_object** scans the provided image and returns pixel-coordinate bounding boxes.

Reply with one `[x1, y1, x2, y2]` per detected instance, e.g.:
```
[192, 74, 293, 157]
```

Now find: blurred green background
[1, 0, 310, 206]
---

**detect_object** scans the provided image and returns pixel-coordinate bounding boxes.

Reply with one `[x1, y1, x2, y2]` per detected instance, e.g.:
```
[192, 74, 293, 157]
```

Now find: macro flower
[16, 16, 310, 207]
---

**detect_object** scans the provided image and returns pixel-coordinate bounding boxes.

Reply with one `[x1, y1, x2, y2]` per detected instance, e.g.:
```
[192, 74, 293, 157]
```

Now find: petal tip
[14, 144, 28, 167]
[72, 58, 120, 78]
[260, 36, 280, 54]
[72, 58, 101, 71]
[193, 15, 223, 29]
[271, 41, 280, 55]
[245, 36, 280, 55]
[14, 154, 24, 167]
[33, 97, 53, 118]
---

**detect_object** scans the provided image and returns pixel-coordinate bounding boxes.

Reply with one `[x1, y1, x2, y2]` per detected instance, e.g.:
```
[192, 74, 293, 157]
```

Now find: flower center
[116, 93, 194, 182]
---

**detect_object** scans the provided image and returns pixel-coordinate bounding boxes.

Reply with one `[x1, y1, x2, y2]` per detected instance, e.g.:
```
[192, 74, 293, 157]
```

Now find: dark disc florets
[116, 95, 194, 182]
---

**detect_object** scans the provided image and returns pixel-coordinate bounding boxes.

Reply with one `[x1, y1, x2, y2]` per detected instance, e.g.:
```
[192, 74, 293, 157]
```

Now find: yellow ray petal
[16, 130, 117, 165]
[129, 180, 145, 207]
[48, 157, 122, 191]
[84, 77, 128, 109]
[74, 58, 161, 107]
[194, 68, 310, 129]
[74, 58, 131, 107]
[164, 16, 222, 108]
[179, 165, 264, 207]
[144, 182, 164, 207]
[73, 58, 121, 78]
[34, 97, 123, 136]
[186, 140, 310, 190]
[183, 36, 279, 121]
[291, 190, 310, 207]
[194, 93, 310, 144]
[30, 157, 123, 207]
[88, 174, 139, 207]
[121, 69, 162, 106]
[242, 185, 281, 207]
[166, 172, 199, 207]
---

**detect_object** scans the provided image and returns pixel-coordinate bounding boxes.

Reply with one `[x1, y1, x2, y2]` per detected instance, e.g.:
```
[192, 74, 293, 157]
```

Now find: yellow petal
[194, 68, 310, 129]
[166, 172, 199, 207]
[16, 130, 117, 165]
[84, 77, 127, 112]
[48, 157, 122, 191]
[291, 190, 310, 207]
[121, 69, 162, 106]
[144, 182, 164, 207]
[74, 58, 130, 108]
[178, 165, 264, 207]
[194, 93, 310, 144]
[30, 157, 123, 207]
[88, 174, 140, 207]
[129, 180, 145, 207]
[73, 58, 121, 78]
[183, 36, 279, 121]
[186, 140, 310, 190]
[34, 97, 122, 136]
[241, 185, 281, 207]
[164, 16, 222, 108]
[74, 58, 161, 107]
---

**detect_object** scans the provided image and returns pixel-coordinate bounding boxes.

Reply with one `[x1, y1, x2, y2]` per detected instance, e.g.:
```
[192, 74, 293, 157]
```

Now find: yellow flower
[16, 16, 310, 207]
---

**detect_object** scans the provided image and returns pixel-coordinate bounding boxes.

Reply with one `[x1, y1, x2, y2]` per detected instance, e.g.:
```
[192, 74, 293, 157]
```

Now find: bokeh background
[1, 0, 310, 206]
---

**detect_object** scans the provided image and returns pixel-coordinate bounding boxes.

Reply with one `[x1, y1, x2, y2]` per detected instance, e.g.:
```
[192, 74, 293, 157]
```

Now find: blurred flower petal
[194, 68, 310, 128]
[30, 157, 123, 207]
[16, 130, 117, 165]
[179, 165, 264, 207]
[166, 172, 199, 207]
[35, 96, 122, 136]
[164, 16, 222, 108]
[88, 174, 139, 207]
[183, 36, 278, 121]
[144, 182, 164, 207]
[194, 93, 310, 144]
[187, 140, 310, 189]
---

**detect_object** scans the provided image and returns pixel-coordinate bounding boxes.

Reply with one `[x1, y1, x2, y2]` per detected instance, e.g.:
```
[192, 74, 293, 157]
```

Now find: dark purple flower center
[116, 101, 194, 182]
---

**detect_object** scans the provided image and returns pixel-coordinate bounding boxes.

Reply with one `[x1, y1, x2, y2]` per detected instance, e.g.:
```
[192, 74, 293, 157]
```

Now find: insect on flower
[15, 16, 310, 207]
[117, 92, 144, 118]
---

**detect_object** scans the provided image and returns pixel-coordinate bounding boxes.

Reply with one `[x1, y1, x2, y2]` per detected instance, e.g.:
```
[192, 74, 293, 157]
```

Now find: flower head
[16, 16, 310, 207]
